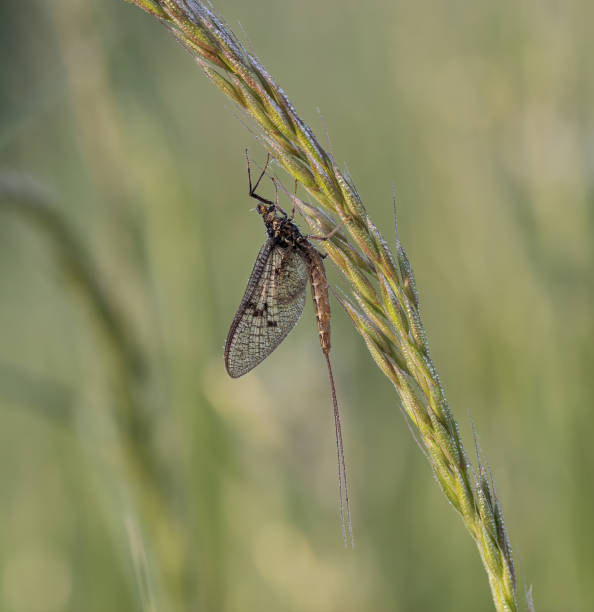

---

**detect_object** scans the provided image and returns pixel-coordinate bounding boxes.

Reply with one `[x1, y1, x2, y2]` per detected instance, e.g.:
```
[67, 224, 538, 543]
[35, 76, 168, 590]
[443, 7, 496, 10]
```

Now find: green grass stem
[124, 2, 520, 609]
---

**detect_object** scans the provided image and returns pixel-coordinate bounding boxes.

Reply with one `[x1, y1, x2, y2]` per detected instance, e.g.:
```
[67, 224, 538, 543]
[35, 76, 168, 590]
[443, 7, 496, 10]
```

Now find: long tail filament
[324, 352, 354, 548]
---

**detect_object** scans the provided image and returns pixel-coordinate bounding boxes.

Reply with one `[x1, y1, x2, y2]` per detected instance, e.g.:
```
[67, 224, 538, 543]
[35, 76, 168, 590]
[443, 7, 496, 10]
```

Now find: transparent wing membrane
[225, 239, 308, 378]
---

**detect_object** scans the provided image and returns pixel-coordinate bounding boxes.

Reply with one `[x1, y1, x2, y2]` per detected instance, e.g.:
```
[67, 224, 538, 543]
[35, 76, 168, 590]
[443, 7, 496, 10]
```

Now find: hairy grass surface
[124, 1, 521, 610]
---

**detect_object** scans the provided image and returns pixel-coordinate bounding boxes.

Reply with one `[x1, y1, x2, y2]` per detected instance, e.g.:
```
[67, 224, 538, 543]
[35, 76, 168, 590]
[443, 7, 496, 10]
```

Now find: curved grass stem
[124, 2, 520, 609]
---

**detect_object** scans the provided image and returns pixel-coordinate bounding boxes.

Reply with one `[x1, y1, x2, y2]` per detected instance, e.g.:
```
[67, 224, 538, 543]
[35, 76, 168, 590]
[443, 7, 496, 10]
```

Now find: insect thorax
[258, 204, 305, 249]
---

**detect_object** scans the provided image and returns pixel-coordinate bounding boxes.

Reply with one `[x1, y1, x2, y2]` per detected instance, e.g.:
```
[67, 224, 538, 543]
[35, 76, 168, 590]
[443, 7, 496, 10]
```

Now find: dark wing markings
[225, 239, 308, 378]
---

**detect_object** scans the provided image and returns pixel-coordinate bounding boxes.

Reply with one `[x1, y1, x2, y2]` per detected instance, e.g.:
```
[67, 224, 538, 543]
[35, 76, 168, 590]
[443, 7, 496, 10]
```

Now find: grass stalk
[124, 2, 520, 609]
[0, 172, 150, 446]
[0, 172, 171, 608]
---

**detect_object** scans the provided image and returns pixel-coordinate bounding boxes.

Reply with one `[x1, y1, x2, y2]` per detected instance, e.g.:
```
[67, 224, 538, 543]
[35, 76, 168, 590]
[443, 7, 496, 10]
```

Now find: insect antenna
[324, 351, 354, 548]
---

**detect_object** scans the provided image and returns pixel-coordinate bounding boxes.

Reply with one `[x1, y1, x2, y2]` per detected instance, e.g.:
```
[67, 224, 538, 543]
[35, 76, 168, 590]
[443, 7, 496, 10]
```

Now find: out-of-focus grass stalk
[0, 169, 170, 500]
[0, 171, 172, 608]
[0, 172, 148, 436]
[125, 2, 520, 610]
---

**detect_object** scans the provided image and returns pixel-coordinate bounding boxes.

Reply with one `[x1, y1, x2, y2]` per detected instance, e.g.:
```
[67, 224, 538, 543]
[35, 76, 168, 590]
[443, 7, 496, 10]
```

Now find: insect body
[224, 207, 312, 377]
[224, 153, 353, 546]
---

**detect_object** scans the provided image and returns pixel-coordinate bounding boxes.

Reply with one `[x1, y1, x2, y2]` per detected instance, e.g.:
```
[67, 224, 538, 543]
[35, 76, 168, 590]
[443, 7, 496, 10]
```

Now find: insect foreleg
[246, 149, 276, 208]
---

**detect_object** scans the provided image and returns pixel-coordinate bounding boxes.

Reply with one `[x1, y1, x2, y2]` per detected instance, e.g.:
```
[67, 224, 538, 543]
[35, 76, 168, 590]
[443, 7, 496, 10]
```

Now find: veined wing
[225, 239, 308, 378]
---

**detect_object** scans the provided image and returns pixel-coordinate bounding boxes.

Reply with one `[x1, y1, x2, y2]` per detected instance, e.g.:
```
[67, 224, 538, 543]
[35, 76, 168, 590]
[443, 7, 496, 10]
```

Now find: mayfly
[224, 152, 353, 546]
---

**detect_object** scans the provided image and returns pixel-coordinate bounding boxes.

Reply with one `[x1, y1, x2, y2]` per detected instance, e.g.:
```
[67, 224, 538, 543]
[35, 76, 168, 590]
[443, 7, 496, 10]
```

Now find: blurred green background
[1, 1, 592, 611]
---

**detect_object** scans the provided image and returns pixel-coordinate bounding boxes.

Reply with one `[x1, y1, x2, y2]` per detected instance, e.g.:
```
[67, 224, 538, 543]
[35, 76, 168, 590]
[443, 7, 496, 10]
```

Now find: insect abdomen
[305, 247, 331, 355]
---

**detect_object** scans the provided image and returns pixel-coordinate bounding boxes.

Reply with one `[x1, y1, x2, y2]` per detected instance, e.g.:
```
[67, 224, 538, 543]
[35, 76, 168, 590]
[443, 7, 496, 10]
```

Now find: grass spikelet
[124, 2, 522, 610]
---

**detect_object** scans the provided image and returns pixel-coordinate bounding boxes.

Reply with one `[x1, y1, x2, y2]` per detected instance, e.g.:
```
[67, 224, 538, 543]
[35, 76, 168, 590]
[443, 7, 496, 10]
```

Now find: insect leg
[290, 179, 298, 219]
[305, 215, 352, 242]
[245, 149, 276, 207]
[271, 177, 289, 219]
